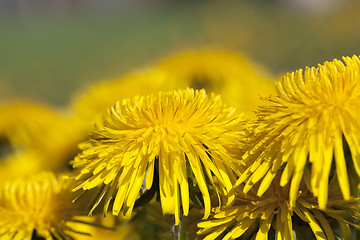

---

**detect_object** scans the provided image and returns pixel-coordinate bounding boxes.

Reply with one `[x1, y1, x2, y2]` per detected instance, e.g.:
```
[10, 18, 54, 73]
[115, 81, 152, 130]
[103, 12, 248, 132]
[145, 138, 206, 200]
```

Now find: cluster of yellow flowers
[1, 50, 360, 240]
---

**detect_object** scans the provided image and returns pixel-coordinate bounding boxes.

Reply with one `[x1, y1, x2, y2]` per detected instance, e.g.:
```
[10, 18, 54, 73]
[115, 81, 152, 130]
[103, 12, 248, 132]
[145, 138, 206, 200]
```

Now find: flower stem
[172, 216, 188, 240]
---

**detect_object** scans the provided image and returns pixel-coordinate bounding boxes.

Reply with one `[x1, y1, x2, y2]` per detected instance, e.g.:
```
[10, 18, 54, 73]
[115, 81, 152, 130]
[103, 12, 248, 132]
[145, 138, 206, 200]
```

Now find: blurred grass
[0, 2, 208, 105]
[0, 0, 360, 106]
[203, 1, 360, 73]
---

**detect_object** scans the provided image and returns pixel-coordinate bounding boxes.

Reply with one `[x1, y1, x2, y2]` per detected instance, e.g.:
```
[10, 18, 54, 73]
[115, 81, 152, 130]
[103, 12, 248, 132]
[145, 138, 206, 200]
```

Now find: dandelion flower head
[156, 49, 275, 116]
[0, 102, 84, 171]
[71, 88, 244, 224]
[0, 152, 44, 182]
[0, 102, 60, 152]
[198, 174, 360, 240]
[237, 55, 360, 209]
[71, 68, 176, 125]
[0, 172, 91, 240]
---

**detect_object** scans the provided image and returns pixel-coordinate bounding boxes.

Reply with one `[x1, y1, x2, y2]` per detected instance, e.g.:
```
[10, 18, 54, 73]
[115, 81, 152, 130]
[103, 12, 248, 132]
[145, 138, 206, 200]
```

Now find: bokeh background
[1, 0, 360, 107]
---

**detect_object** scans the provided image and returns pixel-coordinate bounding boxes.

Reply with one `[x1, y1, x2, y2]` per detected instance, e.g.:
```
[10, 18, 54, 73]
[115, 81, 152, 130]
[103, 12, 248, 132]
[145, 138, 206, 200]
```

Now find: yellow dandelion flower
[71, 88, 244, 224]
[156, 49, 275, 116]
[71, 68, 176, 125]
[71, 49, 275, 126]
[198, 174, 360, 240]
[0, 102, 83, 171]
[236, 55, 360, 209]
[0, 102, 61, 152]
[0, 152, 44, 182]
[0, 172, 92, 240]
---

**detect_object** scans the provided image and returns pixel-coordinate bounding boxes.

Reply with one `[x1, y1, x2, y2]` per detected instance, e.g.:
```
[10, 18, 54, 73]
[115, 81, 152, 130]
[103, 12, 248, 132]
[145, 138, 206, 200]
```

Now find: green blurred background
[0, 0, 359, 107]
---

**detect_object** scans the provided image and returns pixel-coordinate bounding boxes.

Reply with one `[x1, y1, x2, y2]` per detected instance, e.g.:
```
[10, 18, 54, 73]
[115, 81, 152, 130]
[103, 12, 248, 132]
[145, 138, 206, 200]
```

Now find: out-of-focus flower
[0, 172, 92, 240]
[71, 88, 244, 225]
[0, 102, 83, 173]
[0, 152, 44, 183]
[236, 55, 360, 209]
[70, 68, 177, 126]
[197, 174, 360, 240]
[0, 102, 61, 154]
[156, 49, 275, 116]
[70, 49, 275, 128]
